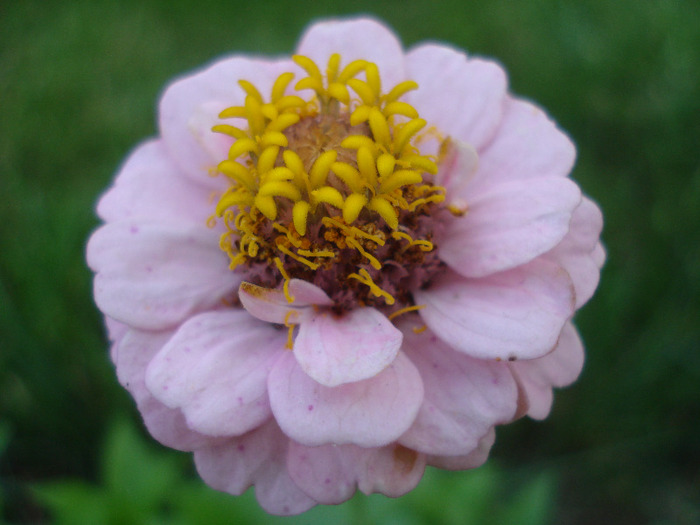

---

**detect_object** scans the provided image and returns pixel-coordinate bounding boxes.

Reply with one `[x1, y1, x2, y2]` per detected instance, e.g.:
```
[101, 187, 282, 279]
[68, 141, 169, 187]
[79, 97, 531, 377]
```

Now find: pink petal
[194, 420, 316, 515]
[105, 316, 128, 364]
[268, 351, 423, 447]
[405, 44, 507, 151]
[435, 139, 480, 212]
[96, 140, 214, 225]
[592, 242, 606, 268]
[159, 57, 294, 186]
[238, 279, 333, 325]
[399, 328, 517, 456]
[545, 196, 605, 308]
[510, 322, 584, 420]
[87, 221, 240, 330]
[296, 18, 406, 90]
[470, 96, 576, 192]
[440, 177, 582, 278]
[104, 316, 129, 344]
[415, 260, 575, 361]
[116, 329, 211, 451]
[426, 428, 496, 470]
[145, 310, 284, 437]
[288, 441, 425, 504]
[294, 308, 403, 387]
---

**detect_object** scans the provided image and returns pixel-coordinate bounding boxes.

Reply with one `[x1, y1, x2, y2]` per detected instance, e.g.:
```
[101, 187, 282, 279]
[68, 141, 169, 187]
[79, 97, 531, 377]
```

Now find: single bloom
[87, 17, 604, 515]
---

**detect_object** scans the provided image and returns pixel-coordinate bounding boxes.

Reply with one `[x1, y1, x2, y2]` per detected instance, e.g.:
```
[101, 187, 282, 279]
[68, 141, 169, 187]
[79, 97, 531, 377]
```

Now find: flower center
[211, 54, 450, 314]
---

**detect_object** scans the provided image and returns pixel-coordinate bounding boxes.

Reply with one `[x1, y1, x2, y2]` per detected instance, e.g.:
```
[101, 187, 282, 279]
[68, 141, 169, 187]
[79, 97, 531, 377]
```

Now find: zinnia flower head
[87, 17, 604, 514]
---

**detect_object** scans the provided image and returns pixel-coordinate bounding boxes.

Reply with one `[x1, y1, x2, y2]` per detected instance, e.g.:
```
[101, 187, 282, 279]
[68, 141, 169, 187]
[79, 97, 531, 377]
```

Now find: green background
[1, 0, 699, 523]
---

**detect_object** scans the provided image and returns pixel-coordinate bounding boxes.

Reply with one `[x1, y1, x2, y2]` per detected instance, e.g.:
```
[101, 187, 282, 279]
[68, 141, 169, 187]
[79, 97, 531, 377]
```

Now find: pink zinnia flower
[87, 17, 604, 514]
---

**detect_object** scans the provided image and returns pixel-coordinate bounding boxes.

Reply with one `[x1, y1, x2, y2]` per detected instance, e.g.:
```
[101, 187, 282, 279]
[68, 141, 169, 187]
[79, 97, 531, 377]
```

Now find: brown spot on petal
[392, 444, 418, 474]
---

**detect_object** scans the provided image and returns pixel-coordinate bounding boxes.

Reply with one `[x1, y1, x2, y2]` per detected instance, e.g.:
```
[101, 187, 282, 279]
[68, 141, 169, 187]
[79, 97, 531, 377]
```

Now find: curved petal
[294, 307, 402, 387]
[426, 428, 496, 471]
[96, 140, 214, 225]
[399, 328, 517, 456]
[159, 57, 294, 185]
[509, 322, 584, 420]
[116, 329, 211, 451]
[288, 441, 425, 504]
[296, 18, 406, 90]
[545, 196, 605, 308]
[405, 44, 507, 151]
[440, 177, 582, 278]
[145, 310, 284, 437]
[268, 351, 423, 448]
[194, 420, 316, 515]
[415, 260, 575, 361]
[238, 280, 333, 325]
[87, 221, 240, 330]
[592, 242, 606, 268]
[468, 96, 576, 194]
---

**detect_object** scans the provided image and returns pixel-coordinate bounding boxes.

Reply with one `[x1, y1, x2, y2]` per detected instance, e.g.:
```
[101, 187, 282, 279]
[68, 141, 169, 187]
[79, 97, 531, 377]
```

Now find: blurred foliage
[1, 0, 699, 523]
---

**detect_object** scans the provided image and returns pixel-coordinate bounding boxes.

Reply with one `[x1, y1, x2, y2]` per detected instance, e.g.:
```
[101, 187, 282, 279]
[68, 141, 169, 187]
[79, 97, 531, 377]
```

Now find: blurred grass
[1, 0, 699, 523]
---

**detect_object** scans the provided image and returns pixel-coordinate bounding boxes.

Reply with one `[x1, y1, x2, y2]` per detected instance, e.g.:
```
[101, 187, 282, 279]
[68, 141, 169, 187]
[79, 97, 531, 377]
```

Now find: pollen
[211, 54, 452, 315]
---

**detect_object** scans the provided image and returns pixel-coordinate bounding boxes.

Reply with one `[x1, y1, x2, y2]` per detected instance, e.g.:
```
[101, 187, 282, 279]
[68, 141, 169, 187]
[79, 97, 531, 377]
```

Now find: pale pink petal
[238, 280, 333, 325]
[137, 396, 216, 452]
[288, 441, 425, 504]
[105, 316, 128, 364]
[96, 140, 214, 225]
[427, 428, 496, 470]
[434, 139, 480, 213]
[545, 196, 605, 307]
[268, 351, 423, 447]
[469, 97, 576, 193]
[294, 308, 402, 387]
[440, 177, 582, 278]
[592, 242, 606, 268]
[159, 57, 294, 186]
[415, 260, 575, 361]
[116, 329, 211, 451]
[145, 310, 284, 437]
[510, 322, 584, 420]
[87, 221, 240, 330]
[104, 316, 129, 344]
[296, 18, 405, 89]
[405, 44, 507, 151]
[399, 328, 517, 456]
[194, 420, 316, 515]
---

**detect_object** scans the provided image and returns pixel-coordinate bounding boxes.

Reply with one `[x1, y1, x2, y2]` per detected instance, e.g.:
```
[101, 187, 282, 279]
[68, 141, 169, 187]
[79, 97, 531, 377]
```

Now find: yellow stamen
[387, 304, 425, 321]
[272, 223, 303, 248]
[297, 248, 336, 258]
[274, 257, 294, 303]
[346, 237, 382, 270]
[277, 244, 320, 270]
[347, 268, 395, 305]
[284, 310, 297, 350]
[322, 217, 385, 245]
